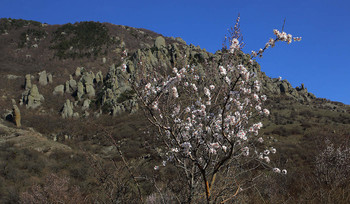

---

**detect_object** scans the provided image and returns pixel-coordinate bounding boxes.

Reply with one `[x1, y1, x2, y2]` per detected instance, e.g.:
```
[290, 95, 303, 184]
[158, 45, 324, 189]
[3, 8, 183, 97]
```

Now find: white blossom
[145, 83, 151, 90]
[122, 64, 127, 72]
[219, 66, 227, 75]
[282, 169, 287, 174]
[270, 147, 277, 154]
[230, 38, 240, 53]
[263, 109, 270, 116]
[273, 168, 281, 173]
[172, 87, 179, 98]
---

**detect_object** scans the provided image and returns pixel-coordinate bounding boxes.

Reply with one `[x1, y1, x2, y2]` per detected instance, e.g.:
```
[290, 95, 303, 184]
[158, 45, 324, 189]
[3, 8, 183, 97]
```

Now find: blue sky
[1, 0, 350, 104]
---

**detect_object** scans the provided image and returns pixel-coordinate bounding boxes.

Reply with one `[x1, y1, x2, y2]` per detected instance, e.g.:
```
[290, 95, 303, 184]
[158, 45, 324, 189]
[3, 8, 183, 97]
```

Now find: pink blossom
[210, 142, 220, 149]
[273, 168, 281, 173]
[237, 130, 247, 140]
[204, 87, 210, 97]
[173, 67, 178, 74]
[145, 83, 151, 90]
[152, 101, 159, 110]
[230, 38, 240, 53]
[172, 87, 179, 98]
[263, 109, 270, 116]
[191, 83, 198, 92]
[270, 147, 277, 154]
[225, 76, 231, 84]
[219, 66, 227, 75]
[264, 156, 270, 163]
[293, 37, 302, 41]
[264, 150, 270, 155]
[122, 64, 127, 72]
[251, 51, 257, 57]
[255, 105, 261, 111]
[253, 94, 259, 101]
[241, 146, 249, 156]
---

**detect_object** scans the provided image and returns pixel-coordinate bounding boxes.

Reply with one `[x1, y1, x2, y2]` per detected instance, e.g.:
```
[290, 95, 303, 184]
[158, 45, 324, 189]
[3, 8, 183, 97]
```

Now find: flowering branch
[127, 15, 298, 203]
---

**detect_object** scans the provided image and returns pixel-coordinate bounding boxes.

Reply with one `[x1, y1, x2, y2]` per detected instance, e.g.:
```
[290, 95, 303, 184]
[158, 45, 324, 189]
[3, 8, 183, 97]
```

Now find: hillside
[0, 18, 350, 203]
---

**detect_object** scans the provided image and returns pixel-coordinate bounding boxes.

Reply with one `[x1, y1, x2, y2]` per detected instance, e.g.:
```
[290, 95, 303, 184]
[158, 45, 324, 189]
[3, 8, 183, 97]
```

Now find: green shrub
[50, 21, 114, 59]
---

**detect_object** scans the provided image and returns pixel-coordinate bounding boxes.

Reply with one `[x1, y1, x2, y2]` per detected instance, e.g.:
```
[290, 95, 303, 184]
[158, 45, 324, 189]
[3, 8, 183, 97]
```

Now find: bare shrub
[20, 173, 87, 204]
[315, 139, 350, 187]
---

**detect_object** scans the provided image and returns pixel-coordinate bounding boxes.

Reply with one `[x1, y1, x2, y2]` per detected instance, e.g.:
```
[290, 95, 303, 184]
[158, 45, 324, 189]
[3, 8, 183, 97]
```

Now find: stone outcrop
[38, 70, 48, 86]
[175, 37, 186, 44]
[47, 73, 53, 83]
[75, 67, 82, 77]
[22, 84, 44, 108]
[95, 71, 103, 83]
[261, 75, 316, 102]
[86, 84, 95, 98]
[25, 74, 32, 90]
[81, 71, 94, 86]
[69, 76, 77, 91]
[17, 34, 317, 119]
[279, 80, 289, 93]
[12, 105, 21, 127]
[76, 81, 84, 100]
[154, 36, 166, 49]
[61, 99, 74, 118]
[82, 99, 90, 110]
[53, 85, 65, 95]
[65, 75, 77, 93]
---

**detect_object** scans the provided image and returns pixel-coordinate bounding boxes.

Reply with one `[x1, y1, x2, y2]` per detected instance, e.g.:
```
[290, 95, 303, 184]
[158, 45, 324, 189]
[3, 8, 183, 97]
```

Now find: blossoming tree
[128, 17, 300, 203]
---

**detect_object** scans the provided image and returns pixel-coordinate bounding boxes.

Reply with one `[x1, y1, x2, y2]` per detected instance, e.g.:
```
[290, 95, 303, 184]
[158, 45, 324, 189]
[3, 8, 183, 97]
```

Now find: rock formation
[25, 74, 32, 90]
[82, 99, 90, 110]
[53, 85, 65, 95]
[76, 81, 84, 100]
[22, 84, 44, 108]
[65, 75, 77, 93]
[75, 67, 82, 77]
[12, 104, 21, 127]
[155, 36, 166, 49]
[95, 71, 103, 83]
[47, 73, 53, 83]
[38, 70, 48, 86]
[61, 99, 74, 118]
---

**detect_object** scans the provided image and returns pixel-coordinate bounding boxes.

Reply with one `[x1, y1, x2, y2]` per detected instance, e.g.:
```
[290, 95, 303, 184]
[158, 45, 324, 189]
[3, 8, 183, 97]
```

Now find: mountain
[0, 18, 349, 203]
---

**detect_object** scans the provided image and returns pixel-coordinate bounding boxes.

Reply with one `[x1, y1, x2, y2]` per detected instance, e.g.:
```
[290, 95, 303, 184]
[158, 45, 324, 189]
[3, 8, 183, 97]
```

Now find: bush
[50, 21, 114, 59]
